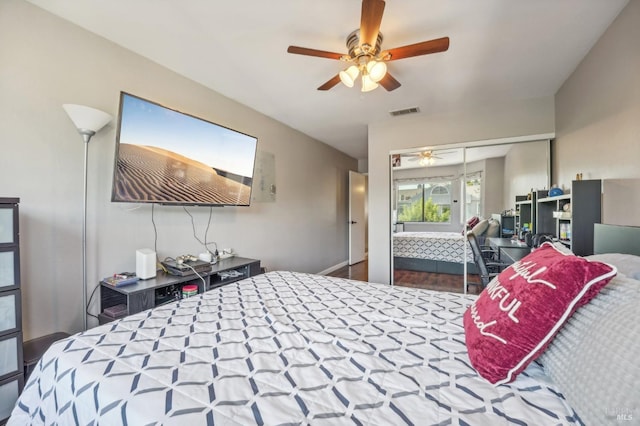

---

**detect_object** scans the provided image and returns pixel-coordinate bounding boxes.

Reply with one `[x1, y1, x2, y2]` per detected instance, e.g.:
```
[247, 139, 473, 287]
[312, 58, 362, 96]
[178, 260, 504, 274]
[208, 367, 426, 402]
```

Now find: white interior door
[349, 171, 366, 265]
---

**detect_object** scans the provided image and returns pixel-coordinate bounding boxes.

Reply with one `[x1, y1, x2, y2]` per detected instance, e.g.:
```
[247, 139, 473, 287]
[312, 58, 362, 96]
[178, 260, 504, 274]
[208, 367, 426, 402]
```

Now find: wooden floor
[326, 259, 482, 295]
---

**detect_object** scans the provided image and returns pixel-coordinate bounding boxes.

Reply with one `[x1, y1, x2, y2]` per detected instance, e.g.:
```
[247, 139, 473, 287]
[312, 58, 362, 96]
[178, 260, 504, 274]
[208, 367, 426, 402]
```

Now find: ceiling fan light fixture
[361, 74, 379, 92]
[366, 60, 387, 82]
[418, 151, 434, 166]
[419, 156, 434, 166]
[287, 1, 450, 92]
[339, 65, 359, 88]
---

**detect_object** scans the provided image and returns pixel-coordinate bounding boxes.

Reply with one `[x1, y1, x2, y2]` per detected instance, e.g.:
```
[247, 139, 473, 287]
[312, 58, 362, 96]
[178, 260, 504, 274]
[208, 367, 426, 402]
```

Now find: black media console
[99, 256, 261, 324]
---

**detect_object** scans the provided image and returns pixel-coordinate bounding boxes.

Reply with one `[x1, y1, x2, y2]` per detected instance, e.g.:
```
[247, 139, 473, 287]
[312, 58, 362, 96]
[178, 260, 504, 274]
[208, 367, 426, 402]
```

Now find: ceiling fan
[408, 150, 441, 164]
[287, 0, 449, 92]
[406, 150, 456, 166]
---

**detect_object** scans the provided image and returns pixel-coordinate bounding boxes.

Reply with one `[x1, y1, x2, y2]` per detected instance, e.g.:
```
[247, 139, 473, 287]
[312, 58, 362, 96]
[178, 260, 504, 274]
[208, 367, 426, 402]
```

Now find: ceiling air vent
[389, 107, 420, 117]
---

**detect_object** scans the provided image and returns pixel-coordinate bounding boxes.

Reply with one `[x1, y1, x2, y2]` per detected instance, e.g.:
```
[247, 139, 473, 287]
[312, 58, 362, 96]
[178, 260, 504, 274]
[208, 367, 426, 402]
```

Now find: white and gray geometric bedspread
[9, 271, 581, 425]
[393, 231, 474, 263]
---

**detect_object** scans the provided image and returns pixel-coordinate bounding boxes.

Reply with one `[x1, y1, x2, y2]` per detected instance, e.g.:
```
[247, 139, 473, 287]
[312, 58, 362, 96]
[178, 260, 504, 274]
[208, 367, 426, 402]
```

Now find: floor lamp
[63, 104, 112, 331]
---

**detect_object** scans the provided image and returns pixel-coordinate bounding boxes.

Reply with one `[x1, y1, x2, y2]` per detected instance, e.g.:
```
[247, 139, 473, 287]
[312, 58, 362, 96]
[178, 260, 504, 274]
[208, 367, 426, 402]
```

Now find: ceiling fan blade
[287, 46, 344, 60]
[383, 37, 450, 61]
[360, 0, 386, 51]
[379, 72, 401, 91]
[317, 74, 342, 91]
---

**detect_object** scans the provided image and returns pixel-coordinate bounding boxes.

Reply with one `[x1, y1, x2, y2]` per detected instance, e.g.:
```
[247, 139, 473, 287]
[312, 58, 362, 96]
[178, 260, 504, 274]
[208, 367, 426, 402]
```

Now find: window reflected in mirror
[397, 181, 452, 224]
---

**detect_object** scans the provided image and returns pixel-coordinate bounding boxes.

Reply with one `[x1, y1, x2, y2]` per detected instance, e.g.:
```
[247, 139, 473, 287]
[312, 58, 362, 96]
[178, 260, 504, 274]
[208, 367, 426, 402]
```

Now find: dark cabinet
[537, 180, 601, 255]
[99, 257, 261, 324]
[0, 197, 23, 424]
[515, 192, 536, 236]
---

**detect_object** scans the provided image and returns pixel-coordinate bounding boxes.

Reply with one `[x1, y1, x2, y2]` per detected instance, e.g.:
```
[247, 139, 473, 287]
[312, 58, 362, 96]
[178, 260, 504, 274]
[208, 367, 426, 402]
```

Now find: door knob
[350, 220, 358, 224]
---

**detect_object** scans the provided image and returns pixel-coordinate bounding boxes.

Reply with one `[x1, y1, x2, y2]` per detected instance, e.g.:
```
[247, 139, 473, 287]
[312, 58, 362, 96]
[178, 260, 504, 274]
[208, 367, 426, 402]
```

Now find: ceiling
[26, 0, 629, 160]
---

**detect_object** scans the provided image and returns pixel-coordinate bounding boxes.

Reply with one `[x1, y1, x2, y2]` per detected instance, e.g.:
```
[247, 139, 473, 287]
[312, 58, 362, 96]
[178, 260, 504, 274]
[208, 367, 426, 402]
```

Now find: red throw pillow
[462, 216, 480, 235]
[463, 242, 616, 385]
[467, 216, 480, 228]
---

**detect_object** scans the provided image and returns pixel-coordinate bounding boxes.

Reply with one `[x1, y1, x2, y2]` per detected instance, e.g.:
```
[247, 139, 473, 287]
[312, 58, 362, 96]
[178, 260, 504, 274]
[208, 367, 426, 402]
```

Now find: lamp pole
[63, 104, 112, 331]
[80, 130, 95, 331]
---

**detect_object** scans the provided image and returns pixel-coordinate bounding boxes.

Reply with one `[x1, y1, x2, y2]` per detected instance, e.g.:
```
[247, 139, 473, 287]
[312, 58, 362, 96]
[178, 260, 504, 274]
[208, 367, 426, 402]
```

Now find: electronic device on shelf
[218, 270, 244, 280]
[176, 254, 199, 264]
[161, 257, 212, 276]
[154, 284, 182, 306]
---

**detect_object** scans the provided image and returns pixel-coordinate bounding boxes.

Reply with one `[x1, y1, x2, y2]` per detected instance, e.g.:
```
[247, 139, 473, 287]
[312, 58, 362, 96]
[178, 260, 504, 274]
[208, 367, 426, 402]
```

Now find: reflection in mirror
[391, 140, 550, 295]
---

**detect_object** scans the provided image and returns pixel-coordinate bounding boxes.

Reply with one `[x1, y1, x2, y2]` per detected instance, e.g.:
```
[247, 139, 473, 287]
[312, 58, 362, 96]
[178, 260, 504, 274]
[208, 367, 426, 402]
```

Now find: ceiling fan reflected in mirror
[287, 0, 449, 92]
[406, 150, 455, 166]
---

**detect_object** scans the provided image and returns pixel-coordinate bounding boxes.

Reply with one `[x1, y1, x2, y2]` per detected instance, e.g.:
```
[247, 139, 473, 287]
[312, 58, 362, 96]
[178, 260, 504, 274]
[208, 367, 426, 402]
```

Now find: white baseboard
[317, 260, 348, 276]
[317, 252, 368, 275]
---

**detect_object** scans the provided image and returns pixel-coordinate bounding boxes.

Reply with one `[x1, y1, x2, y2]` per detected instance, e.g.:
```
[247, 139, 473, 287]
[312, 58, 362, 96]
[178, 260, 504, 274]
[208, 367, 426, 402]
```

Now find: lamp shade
[339, 65, 360, 88]
[63, 104, 112, 133]
[366, 60, 387, 83]
[361, 74, 379, 92]
[419, 156, 434, 166]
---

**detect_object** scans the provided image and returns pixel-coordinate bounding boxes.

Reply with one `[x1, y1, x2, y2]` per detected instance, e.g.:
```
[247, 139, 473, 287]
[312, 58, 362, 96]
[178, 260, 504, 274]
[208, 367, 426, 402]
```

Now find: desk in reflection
[487, 237, 531, 264]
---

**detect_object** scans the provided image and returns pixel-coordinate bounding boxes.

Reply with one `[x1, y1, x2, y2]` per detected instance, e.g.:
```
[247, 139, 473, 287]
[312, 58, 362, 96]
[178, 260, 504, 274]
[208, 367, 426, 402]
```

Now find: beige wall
[554, 0, 640, 186]
[368, 99, 556, 284]
[0, 0, 357, 338]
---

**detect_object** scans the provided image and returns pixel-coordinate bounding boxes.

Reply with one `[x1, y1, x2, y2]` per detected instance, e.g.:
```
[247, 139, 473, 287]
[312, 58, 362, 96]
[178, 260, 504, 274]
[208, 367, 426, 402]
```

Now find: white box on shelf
[136, 248, 156, 280]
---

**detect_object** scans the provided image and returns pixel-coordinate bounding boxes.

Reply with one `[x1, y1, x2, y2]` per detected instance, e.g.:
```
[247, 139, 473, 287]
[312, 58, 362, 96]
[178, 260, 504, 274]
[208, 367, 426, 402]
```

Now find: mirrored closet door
[390, 140, 550, 294]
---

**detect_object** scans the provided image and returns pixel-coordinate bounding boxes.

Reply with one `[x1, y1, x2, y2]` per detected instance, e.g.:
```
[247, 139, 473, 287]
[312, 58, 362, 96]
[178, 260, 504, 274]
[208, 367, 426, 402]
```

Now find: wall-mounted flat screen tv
[111, 92, 258, 206]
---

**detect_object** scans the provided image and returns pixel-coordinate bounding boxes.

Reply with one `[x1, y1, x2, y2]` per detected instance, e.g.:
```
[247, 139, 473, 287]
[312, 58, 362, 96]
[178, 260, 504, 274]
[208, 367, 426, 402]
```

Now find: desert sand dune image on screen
[113, 144, 252, 205]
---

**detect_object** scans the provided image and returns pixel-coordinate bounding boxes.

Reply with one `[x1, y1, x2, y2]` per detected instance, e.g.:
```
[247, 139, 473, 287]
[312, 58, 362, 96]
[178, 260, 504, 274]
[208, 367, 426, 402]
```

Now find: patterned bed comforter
[393, 231, 474, 263]
[9, 271, 581, 425]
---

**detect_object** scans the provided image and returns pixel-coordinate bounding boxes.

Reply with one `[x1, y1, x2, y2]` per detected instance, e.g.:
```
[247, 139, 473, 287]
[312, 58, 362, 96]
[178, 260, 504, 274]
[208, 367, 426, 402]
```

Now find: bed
[9, 225, 640, 425]
[393, 231, 477, 274]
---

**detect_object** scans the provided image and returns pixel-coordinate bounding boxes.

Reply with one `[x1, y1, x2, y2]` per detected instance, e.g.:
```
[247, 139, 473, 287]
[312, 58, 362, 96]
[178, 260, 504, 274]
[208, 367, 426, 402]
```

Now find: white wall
[503, 141, 550, 207]
[479, 157, 505, 218]
[0, 0, 357, 338]
[368, 98, 555, 284]
[602, 179, 640, 226]
[554, 0, 640, 187]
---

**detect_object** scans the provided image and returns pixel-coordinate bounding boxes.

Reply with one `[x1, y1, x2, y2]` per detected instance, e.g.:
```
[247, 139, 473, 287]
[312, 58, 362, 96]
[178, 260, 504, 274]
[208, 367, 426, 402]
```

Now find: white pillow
[586, 253, 640, 278]
[471, 219, 489, 236]
[485, 219, 500, 238]
[539, 274, 640, 424]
